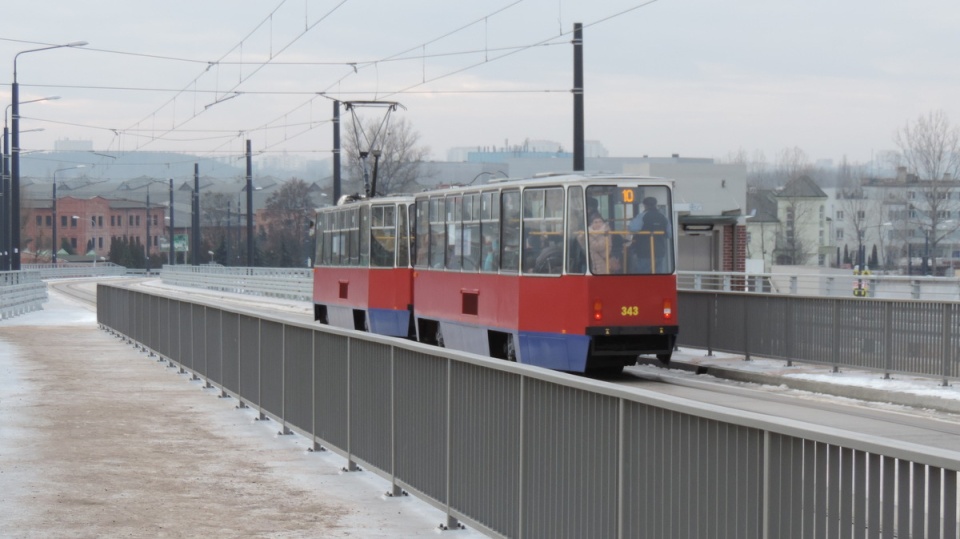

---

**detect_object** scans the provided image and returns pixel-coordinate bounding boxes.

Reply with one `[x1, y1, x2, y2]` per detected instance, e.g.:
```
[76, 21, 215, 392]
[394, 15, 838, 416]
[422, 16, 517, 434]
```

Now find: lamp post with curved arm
[3, 96, 58, 270]
[12, 41, 87, 269]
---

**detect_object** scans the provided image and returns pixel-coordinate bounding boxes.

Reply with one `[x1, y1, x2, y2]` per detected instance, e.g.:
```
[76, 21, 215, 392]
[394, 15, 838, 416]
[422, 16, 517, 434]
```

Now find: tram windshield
[583, 185, 674, 275]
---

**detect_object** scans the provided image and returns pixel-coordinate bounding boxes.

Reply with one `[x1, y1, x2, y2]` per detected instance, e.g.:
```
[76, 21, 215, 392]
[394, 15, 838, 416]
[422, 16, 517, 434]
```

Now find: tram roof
[416, 173, 673, 195]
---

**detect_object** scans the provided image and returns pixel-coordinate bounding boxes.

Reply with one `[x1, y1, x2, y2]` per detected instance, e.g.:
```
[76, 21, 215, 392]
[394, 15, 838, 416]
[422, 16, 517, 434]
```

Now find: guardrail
[679, 270, 960, 301]
[98, 283, 960, 539]
[678, 291, 960, 386]
[160, 265, 312, 301]
[24, 262, 130, 279]
[156, 266, 960, 386]
[0, 270, 48, 319]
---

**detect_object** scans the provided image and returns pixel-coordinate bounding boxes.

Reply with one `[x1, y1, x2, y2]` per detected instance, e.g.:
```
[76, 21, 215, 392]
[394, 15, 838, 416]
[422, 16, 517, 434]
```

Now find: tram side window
[446, 195, 462, 270]
[335, 210, 347, 266]
[500, 190, 520, 272]
[429, 197, 445, 269]
[397, 204, 410, 268]
[414, 199, 430, 268]
[359, 206, 370, 267]
[480, 191, 500, 272]
[347, 208, 360, 266]
[522, 187, 564, 274]
[325, 213, 337, 265]
[566, 186, 586, 274]
[462, 193, 481, 271]
[313, 213, 328, 266]
[370, 204, 396, 267]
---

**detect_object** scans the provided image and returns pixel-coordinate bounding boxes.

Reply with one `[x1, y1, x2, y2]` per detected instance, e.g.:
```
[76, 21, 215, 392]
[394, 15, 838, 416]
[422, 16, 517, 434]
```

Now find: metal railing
[160, 265, 312, 301]
[98, 283, 960, 539]
[678, 270, 960, 301]
[156, 265, 960, 385]
[678, 290, 960, 385]
[0, 270, 47, 319]
[159, 266, 960, 303]
[24, 262, 129, 279]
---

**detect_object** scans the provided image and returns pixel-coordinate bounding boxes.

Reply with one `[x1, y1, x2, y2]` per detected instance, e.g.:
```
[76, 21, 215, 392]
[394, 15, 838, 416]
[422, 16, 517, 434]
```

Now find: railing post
[706, 294, 715, 357]
[389, 347, 402, 496]
[942, 304, 952, 387]
[743, 294, 751, 361]
[442, 357, 460, 531]
[345, 338, 358, 472]
[883, 302, 893, 379]
[785, 298, 794, 367]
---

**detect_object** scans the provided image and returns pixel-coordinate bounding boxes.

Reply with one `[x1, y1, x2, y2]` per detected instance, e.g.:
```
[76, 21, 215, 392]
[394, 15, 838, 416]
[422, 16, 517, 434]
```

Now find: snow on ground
[0, 288, 484, 538]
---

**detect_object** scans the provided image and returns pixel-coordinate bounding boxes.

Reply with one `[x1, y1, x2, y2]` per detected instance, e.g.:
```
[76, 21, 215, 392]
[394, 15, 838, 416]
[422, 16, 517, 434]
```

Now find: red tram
[313, 174, 677, 373]
[313, 195, 415, 337]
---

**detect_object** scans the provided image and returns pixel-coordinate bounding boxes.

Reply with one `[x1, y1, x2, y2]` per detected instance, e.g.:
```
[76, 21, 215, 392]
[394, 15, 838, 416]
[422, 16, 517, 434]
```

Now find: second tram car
[313, 195, 415, 337]
[313, 174, 678, 374]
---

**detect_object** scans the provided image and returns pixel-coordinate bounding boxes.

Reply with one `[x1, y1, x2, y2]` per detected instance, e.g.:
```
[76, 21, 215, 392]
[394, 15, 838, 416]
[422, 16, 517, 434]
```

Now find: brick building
[22, 196, 167, 262]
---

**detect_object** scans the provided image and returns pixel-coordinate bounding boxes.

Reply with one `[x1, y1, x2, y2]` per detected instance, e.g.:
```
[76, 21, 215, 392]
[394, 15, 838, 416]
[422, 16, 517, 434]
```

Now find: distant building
[746, 176, 833, 271]
[53, 138, 94, 152]
[22, 195, 166, 262]
[446, 139, 608, 162]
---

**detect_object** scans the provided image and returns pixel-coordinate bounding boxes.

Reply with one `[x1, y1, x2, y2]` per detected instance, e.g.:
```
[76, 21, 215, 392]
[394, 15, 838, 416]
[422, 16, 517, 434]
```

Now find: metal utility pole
[333, 101, 341, 203]
[168, 178, 174, 265]
[1, 126, 8, 270]
[572, 22, 585, 172]
[11, 79, 20, 269]
[245, 139, 254, 267]
[145, 186, 151, 273]
[192, 163, 199, 266]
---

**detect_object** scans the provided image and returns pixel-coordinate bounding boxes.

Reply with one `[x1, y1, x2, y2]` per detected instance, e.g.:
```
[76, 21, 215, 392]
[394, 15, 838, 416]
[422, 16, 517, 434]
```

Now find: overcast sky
[2, 0, 958, 172]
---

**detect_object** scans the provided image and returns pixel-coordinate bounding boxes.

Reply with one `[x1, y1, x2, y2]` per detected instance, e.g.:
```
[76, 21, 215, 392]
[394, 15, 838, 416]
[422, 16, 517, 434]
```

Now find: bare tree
[343, 116, 430, 196]
[835, 158, 873, 266]
[774, 147, 816, 184]
[724, 148, 774, 189]
[892, 110, 960, 271]
[774, 175, 825, 266]
[261, 179, 316, 267]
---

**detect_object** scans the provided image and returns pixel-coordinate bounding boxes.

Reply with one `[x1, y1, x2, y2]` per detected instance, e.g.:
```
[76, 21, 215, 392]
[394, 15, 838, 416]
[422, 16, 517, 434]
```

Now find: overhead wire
[14, 1, 658, 158]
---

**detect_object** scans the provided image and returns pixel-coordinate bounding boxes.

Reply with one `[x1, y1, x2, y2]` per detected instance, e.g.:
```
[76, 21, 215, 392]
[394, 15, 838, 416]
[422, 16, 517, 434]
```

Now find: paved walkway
[0, 289, 478, 538]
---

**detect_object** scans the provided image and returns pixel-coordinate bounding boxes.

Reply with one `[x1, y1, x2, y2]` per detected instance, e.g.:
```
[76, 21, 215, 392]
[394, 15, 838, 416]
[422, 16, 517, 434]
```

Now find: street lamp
[3, 96, 57, 271]
[3, 127, 44, 270]
[142, 179, 173, 275]
[51, 165, 85, 264]
[12, 41, 87, 270]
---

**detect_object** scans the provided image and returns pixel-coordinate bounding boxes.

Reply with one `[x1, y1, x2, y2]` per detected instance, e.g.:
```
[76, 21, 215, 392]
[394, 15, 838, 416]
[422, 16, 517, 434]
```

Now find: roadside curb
[638, 356, 960, 416]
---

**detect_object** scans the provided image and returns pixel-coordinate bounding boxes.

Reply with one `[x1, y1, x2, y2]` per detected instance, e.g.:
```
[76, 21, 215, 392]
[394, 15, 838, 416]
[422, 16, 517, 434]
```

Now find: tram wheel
[657, 353, 672, 366]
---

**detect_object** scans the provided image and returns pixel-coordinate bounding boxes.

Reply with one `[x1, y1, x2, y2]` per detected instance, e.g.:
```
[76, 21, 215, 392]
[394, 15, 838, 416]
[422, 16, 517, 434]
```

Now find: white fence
[0, 270, 47, 319]
[678, 270, 960, 301]
[160, 265, 313, 302]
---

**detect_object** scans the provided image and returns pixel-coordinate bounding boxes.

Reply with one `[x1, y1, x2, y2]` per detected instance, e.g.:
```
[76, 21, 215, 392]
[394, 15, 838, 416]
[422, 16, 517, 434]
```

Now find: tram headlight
[663, 300, 673, 320]
[593, 300, 603, 321]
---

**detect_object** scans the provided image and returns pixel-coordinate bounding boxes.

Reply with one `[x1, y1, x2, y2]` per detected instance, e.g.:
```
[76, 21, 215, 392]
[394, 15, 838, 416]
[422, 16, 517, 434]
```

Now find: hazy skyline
[2, 0, 958, 176]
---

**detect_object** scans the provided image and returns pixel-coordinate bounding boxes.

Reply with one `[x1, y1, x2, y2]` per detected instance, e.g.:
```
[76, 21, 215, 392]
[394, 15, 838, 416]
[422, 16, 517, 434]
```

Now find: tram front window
[584, 185, 674, 275]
